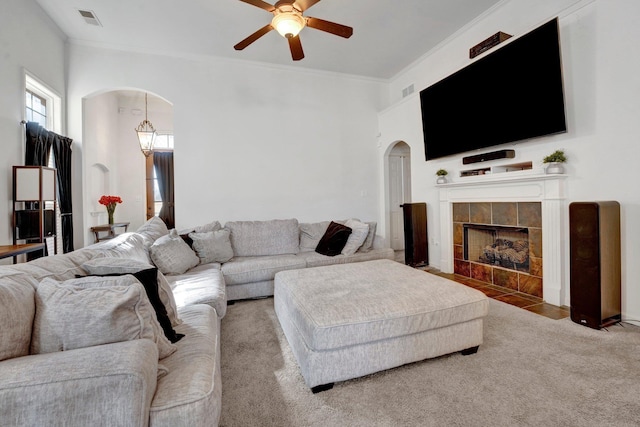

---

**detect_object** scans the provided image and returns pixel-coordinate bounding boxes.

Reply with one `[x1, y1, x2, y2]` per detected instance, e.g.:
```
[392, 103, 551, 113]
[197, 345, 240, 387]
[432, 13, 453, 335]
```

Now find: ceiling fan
[233, 0, 353, 61]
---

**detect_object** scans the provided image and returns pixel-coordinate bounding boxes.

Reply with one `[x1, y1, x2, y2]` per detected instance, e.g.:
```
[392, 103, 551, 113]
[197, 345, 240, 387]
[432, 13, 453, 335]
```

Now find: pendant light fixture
[135, 93, 157, 157]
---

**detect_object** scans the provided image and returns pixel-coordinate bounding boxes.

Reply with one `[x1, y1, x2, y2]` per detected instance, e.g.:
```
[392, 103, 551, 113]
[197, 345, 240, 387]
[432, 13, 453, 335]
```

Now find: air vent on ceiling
[402, 84, 415, 98]
[78, 9, 102, 26]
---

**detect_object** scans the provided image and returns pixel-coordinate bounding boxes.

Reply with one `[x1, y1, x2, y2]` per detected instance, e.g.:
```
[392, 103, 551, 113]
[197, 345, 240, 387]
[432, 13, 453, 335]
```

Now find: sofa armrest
[0, 339, 158, 427]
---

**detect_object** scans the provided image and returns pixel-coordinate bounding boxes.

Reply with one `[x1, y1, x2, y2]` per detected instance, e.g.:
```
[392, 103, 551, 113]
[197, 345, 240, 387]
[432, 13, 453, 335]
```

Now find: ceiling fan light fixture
[272, 11, 305, 38]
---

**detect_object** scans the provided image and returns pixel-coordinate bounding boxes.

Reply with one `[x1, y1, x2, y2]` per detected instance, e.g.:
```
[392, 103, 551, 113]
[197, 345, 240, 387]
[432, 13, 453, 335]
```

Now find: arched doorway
[386, 141, 412, 251]
[82, 90, 173, 245]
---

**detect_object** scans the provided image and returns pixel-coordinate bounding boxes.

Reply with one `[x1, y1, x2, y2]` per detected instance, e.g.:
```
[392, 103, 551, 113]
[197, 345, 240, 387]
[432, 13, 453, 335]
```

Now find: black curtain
[25, 122, 74, 253]
[52, 136, 74, 253]
[25, 121, 52, 166]
[153, 151, 175, 229]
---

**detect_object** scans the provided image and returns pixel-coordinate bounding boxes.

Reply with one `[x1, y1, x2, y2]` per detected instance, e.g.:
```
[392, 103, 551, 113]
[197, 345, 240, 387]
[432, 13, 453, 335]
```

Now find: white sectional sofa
[0, 216, 394, 426]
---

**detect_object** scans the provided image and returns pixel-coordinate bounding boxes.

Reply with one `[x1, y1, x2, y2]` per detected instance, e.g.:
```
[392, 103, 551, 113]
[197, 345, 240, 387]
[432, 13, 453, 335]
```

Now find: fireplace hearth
[453, 202, 542, 298]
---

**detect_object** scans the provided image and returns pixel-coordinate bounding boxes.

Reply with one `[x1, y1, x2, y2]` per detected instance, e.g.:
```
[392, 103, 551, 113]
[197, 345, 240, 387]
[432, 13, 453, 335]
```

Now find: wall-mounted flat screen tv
[420, 18, 567, 161]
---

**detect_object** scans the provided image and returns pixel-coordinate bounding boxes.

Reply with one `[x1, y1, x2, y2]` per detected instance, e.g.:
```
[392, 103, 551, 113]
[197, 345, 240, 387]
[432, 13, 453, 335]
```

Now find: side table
[0, 243, 46, 264]
[90, 222, 130, 243]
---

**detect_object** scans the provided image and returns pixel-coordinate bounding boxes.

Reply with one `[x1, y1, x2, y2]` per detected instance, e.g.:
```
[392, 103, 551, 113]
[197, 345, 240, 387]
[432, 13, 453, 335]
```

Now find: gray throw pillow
[0, 276, 36, 361]
[82, 257, 182, 326]
[358, 221, 377, 253]
[189, 230, 234, 264]
[31, 276, 177, 359]
[150, 230, 200, 275]
[299, 221, 331, 252]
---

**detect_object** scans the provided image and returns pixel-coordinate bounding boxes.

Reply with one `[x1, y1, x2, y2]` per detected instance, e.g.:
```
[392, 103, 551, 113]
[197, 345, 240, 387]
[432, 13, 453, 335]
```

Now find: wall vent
[402, 84, 415, 98]
[78, 9, 102, 26]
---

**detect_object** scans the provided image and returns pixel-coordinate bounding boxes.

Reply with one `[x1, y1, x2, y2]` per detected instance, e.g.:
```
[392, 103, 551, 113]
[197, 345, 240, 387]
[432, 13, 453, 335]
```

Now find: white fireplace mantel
[439, 172, 567, 306]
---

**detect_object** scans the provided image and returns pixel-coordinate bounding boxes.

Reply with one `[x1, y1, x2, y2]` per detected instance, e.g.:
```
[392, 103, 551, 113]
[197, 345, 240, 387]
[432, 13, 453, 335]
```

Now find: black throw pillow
[315, 221, 352, 257]
[76, 268, 184, 343]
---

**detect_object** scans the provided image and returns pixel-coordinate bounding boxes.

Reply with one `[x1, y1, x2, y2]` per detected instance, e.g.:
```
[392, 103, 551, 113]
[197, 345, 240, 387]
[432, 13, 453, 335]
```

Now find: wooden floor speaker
[569, 201, 621, 329]
[402, 202, 428, 267]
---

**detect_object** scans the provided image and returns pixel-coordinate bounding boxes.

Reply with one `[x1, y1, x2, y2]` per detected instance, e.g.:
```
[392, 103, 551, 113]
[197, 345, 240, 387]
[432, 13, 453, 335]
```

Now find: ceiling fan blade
[234, 24, 274, 50]
[288, 35, 304, 61]
[306, 17, 353, 38]
[293, 0, 321, 12]
[238, 0, 276, 12]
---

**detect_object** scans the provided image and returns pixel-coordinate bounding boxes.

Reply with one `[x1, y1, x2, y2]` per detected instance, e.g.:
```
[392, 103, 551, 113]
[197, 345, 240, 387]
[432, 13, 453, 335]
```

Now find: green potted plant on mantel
[542, 150, 567, 174]
[436, 169, 448, 184]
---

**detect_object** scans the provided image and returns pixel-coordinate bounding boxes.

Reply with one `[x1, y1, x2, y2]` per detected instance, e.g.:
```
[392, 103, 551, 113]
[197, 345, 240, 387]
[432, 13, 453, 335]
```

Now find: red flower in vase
[99, 195, 122, 224]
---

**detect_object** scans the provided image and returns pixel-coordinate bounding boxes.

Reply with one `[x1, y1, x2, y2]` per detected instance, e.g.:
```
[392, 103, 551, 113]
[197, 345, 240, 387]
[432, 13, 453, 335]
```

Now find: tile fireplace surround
[439, 172, 567, 306]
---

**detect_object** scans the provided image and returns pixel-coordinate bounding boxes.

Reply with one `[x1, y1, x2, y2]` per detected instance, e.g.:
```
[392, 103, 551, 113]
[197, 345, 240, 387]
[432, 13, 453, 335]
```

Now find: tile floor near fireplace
[428, 268, 569, 320]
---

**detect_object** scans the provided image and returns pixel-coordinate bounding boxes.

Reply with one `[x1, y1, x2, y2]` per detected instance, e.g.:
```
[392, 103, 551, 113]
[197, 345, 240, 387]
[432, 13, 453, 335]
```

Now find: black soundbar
[462, 149, 515, 165]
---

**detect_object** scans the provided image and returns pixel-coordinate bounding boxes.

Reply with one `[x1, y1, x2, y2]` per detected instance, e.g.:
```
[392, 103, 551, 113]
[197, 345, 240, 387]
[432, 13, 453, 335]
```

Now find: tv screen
[420, 18, 567, 161]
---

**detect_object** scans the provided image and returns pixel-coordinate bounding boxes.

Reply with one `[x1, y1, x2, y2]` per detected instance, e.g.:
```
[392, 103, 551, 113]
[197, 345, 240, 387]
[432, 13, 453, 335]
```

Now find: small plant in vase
[99, 195, 122, 224]
[436, 169, 448, 184]
[542, 150, 567, 174]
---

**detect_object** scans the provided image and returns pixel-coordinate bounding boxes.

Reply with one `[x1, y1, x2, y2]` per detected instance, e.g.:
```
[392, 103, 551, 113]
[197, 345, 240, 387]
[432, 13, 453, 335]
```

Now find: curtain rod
[20, 120, 26, 125]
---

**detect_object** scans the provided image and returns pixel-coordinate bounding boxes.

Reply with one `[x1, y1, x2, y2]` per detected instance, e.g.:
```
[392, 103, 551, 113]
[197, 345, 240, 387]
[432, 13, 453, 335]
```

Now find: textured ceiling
[35, 0, 502, 80]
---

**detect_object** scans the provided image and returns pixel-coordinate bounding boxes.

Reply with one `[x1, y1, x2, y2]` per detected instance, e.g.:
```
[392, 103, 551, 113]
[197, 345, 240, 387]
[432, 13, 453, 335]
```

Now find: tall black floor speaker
[569, 201, 621, 329]
[402, 202, 428, 267]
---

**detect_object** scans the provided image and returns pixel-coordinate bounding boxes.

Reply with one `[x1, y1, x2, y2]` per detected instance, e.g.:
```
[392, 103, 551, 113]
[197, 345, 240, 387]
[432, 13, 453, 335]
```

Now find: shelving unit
[460, 161, 533, 178]
[12, 166, 57, 257]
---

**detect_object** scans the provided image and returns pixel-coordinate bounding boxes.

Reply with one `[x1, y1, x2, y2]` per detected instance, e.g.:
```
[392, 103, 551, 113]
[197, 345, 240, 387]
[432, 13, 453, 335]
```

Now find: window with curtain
[146, 133, 175, 227]
[24, 73, 71, 254]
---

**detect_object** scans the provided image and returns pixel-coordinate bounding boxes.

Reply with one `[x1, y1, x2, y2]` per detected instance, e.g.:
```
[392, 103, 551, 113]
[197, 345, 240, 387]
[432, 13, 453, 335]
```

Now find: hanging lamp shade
[135, 93, 157, 157]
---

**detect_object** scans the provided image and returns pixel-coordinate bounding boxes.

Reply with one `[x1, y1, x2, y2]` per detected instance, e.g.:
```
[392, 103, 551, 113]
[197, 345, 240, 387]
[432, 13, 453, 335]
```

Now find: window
[25, 90, 47, 127]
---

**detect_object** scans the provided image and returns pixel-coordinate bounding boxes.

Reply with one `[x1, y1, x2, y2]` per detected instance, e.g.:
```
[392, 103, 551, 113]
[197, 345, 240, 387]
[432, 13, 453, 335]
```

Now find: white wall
[0, 0, 66, 260]
[67, 46, 387, 247]
[378, 0, 640, 320]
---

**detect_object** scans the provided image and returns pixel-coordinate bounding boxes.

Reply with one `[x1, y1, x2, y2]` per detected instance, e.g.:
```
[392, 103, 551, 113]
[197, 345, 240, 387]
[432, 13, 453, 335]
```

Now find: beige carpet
[220, 297, 640, 427]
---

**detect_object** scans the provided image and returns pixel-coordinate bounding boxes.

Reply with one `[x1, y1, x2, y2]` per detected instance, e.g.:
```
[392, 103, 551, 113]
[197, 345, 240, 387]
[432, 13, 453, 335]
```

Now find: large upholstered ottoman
[274, 259, 489, 392]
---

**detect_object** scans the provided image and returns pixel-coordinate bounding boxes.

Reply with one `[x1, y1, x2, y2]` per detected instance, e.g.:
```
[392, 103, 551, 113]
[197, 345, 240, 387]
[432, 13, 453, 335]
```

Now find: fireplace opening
[463, 224, 529, 273]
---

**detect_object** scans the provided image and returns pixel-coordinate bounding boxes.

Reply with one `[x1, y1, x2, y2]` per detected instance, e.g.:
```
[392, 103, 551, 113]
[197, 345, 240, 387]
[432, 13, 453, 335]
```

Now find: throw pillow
[150, 229, 200, 275]
[341, 219, 370, 256]
[315, 221, 352, 257]
[31, 276, 177, 359]
[79, 264, 183, 343]
[0, 276, 35, 361]
[82, 257, 181, 327]
[189, 229, 234, 264]
[358, 221, 377, 253]
[179, 221, 222, 248]
[136, 216, 169, 248]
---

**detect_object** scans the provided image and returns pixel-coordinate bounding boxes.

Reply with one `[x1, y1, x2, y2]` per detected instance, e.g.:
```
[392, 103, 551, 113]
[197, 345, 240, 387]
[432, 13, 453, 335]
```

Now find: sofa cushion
[221, 255, 306, 285]
[299, 221, 330, 252]
[167, 263, 227, 318]
[225, 219, 300, 257]
[341, 219, 370, 256]
[93, 232, 152, 264]
[189, 230, 234, 264]
[82, 257, 182, 328]
[149, 304, 221, 427]
[315, 221, 352, 257]
[358, 221, 377, 253]
[0, 276, 36, 361]
[31, 276, 177, 359]
[150, 230, 200, 275]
